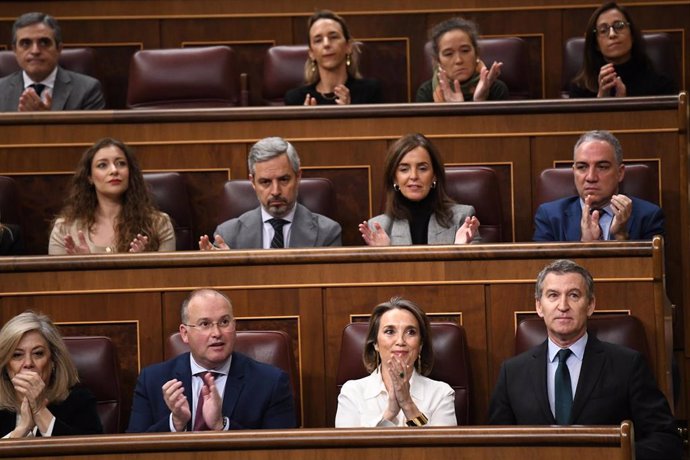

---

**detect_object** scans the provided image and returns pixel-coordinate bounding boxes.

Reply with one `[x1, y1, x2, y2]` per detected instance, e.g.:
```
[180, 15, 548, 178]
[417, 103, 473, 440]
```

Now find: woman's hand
[435, 68, 464, 102]
[129, 234, 150, 253]
[11, 369, 46, 415]
[10, 397, 35, 438]
[333, 84, 351, 105]
[597, 63, 626, 97]
[358, 221, 391, 246]
[64, 231, 90, 254]
[303, 94, 318, 106]
[384, 356, 422, 422]
[473, 61, 502, 101]
[454, 216, 480, 244]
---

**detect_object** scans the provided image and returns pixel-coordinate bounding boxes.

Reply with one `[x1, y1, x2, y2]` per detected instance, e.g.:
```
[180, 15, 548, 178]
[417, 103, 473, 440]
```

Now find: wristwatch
[406, 413, 429, 427]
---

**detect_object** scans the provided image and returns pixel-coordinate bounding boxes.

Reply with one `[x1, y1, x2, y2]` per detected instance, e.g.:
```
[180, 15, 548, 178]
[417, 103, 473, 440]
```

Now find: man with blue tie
[533, 130, 664, 241]
[127, 289, 296, 432]
[488, 259, 681, 460]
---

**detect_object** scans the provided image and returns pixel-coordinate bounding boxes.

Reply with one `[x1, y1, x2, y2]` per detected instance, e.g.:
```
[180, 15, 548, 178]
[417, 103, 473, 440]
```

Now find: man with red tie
[127, 289, 296, 432]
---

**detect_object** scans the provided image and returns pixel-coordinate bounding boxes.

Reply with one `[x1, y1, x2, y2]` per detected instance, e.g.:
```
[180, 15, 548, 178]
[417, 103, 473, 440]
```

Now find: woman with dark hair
[284, 10, 382, 105]
[0, 311, 102, 438]
[335, 297, 456, 427]
[569, 2, 677, 97]
[416, 17, 507, 102]
[49, 137, 175, 254]
[359, 133, 480, 245]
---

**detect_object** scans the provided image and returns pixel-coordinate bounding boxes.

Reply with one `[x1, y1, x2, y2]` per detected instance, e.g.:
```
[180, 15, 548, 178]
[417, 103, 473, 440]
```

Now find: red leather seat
[126, 46, 242, 109]
[445, 167, 503, 242]
[0, 47, 97, 78]
[261, 45, 309, 106]
[63, 336, 121, 434]
[217, 177, 337, 223]
[534, 164, 658, 215]
[166, 330, 300, 426]
[336, 322, 470, 425]
[143, 172, 195, 250]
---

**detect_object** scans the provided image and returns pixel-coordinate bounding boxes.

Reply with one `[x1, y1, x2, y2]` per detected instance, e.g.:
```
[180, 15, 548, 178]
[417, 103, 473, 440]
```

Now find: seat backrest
[0, 47, 97, 79]
[335, 322, 470, 425]
[217, 177, 337, 223]
[421, 37, 531, 99]
[166, 330, 300, 425]
[0, 176, 22, 227]
[561, 33, 678, 94]
[535, 164, 658, 211]
[445, 167, 503, 242]
[514, 314, 651, 365]
[262, 45, 309, 105]
[143, 172, 194, 250]
[62, 336, 121, 434]
[126, 46, 240, 109]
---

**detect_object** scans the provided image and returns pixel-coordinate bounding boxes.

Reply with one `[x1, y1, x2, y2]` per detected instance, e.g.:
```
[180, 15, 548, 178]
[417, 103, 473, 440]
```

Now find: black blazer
[488, 334, 682, 460]
[0, 386, 103, 437]
[0, 224, 23, 256]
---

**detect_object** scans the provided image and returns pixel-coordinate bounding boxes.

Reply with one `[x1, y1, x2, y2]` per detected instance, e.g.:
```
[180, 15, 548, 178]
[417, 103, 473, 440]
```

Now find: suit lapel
[564, 199, 583, 241]
[222, 352, 245, 418]
[173, 353, 194, 430]
[51, 67, 71, 110]
[390, 218, 412, 245]
[529, 342, 557, 423]
[428, 214, 455, 244]
[239, 208, 263, 248]
[289, 204, 316, 247]
[571, 335, 606, 423]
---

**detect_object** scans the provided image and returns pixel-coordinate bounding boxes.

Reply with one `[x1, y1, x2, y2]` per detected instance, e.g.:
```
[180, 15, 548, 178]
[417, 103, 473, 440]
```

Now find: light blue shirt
[546, 333, 588, 418]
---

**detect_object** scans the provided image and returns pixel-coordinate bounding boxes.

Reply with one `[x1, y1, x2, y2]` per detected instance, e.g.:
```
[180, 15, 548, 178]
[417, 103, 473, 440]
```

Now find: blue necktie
[555, 348, 573, 424]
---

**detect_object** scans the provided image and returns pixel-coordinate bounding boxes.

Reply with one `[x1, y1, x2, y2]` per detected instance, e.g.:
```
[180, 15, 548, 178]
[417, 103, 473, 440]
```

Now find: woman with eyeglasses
[569, 2, 677, 98]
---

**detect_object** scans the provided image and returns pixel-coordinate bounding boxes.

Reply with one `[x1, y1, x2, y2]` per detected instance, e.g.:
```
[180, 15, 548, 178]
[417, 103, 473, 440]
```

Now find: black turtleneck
[400, 194, 435, 245]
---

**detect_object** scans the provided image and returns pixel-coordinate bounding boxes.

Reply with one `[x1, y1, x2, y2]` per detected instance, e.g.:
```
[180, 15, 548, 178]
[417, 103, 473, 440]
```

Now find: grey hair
[535, 259, 595, 302]
[180, 289, 233, 324]
[247, 137, 301, 176]
[12, 12, 62, 47]
[573, 130, 623, 165]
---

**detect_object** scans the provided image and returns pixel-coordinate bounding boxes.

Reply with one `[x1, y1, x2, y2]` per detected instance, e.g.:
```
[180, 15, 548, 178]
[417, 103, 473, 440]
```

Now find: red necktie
[193, 371, 219, 431]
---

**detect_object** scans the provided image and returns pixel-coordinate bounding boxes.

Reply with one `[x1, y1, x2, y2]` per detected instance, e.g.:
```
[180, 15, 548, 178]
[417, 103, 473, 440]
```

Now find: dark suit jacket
[0, 386, 103, 437]
[0, 224, 23, 255]
[0, 66, 105, 111]
[533, 195, 664, 241]
[127, 351, 296, 432]
[214, 203, 342, 249]
[488, 335, 682, 460]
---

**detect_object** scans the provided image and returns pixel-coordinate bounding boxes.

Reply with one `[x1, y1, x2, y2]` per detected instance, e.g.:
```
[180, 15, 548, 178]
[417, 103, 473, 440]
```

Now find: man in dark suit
[533, 130, 664, 241]
[488, 259, 681, 460]
[199, 137, 341, 250]
[127, 289, 296, 432]
[0, 12, 105, 112]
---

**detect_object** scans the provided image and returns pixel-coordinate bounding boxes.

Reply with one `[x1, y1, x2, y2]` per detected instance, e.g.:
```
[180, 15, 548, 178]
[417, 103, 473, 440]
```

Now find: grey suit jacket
[0, 66, 105, 111]
[214, 203, 342, 249]
[368, 203, 479, 245]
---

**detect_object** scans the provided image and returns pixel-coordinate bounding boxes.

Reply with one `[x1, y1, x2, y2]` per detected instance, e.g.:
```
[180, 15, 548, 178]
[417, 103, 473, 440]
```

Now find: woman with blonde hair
[0, 311, 102, 437]
[284, 10, 382, 105]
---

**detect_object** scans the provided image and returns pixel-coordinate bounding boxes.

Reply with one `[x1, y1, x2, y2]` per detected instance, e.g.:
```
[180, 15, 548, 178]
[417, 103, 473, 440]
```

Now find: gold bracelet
[406, 413, 429, 427]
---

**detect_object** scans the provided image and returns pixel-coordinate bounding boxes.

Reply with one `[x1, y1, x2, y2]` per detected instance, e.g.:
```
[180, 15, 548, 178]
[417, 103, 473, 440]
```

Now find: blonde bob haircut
[0, 311, 79, 411]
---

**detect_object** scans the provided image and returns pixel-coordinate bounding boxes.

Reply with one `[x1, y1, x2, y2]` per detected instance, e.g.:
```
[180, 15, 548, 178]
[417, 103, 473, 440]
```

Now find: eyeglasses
[184, 317, 234, 331]
[594, 20, 630, 36]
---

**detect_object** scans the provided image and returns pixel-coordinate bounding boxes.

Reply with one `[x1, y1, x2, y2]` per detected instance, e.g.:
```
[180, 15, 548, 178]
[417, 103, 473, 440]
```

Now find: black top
[416, 78, 509, 102]
[399, 194, 435, 245]
[568, 57, 678, 98]
[0, 224, 23, 256]
[284, 77, 382, 105]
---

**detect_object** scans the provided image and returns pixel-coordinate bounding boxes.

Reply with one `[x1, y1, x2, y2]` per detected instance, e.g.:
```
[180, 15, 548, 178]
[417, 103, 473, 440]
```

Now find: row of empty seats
[0, 33, 678, 107]
[0, 163, 658, 251]
[69, 314, 649, 432]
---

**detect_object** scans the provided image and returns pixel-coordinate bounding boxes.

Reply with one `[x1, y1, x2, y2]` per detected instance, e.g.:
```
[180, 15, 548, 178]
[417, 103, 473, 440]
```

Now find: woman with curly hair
[48, 137, 175, 254]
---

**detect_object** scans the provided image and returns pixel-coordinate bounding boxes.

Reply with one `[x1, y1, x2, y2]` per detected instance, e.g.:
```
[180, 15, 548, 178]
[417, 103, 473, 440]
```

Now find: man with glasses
[0, 12, 105, 111]
[127, 289, 296, 432]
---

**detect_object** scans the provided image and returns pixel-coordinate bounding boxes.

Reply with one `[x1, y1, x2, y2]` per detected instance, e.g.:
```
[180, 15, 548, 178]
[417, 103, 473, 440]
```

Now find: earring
[346, 54, 351, 67]
[311, 59, 317, 73]
[431, 180, 437, 189]
[393, 183, 400, 192]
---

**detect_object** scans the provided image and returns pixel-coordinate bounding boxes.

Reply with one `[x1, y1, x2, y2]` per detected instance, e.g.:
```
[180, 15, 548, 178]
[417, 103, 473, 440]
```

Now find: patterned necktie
[268, 218, 288, 248]
[30, 83, 46, 97]
[193, 371, 219, 431]
[555, 348, 573, 424]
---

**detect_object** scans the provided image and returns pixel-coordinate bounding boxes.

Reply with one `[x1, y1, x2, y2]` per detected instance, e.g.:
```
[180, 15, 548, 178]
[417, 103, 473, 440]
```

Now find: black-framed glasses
[184, 317, 234, 331]
[594, 20, 630, 36]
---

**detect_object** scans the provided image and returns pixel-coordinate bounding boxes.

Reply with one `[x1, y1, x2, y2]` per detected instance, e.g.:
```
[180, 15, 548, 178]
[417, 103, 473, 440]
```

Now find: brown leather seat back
[514, 314, 651, 365]
[126, 46, 240, 109]
[143, 172, 194, 250]
[445, 167, 503, 242]
[166, 330, 300, 426]
[217, 177, 337, 224]
[63, 336, 121, 434]
[534, 164, 658, 214]
[262, 45, 309, 105]
[335, 322, 470, 425]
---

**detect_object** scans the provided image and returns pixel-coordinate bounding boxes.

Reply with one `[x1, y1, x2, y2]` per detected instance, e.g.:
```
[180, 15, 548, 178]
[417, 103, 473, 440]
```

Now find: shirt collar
[23, 66, 58, 89]
[189, 353, 232, 376]
[547, 332, 588, 363]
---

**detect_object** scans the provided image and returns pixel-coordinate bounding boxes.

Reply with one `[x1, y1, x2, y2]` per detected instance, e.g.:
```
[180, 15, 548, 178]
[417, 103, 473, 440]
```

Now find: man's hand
[580, 195, 603, 242]
[162, 379, 191, 431]
[199, 234, 230, 251]
[18, 87, 51, 111]
[199, 372, 224, 430]
[609, 194, 632, 240]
